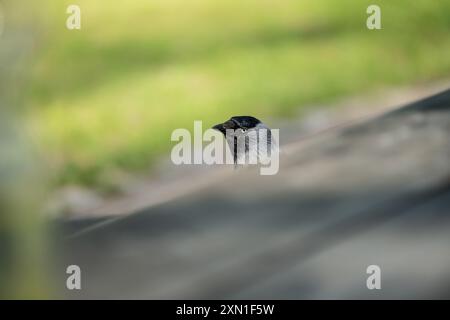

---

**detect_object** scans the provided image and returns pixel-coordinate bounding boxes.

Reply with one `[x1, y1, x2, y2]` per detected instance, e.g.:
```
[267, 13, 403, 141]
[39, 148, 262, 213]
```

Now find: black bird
[212, 116, 277, 165]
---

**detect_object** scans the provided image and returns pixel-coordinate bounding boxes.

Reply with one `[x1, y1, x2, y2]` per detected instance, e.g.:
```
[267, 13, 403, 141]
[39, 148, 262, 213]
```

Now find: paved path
[61, 89, 450, 299]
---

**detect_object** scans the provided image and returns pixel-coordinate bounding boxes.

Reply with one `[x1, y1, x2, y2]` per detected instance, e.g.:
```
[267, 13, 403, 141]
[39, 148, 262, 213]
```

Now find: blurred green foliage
[1, 0, 51, 298]
[25, 0, 450, 191]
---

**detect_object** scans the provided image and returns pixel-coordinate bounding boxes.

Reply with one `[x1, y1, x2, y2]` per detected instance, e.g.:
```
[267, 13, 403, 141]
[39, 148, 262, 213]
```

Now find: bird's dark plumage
[212, 116, 276, 165]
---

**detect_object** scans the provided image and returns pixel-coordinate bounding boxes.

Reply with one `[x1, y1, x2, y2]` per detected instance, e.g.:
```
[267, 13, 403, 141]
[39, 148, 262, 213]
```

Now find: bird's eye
[241, 127, 248, 133]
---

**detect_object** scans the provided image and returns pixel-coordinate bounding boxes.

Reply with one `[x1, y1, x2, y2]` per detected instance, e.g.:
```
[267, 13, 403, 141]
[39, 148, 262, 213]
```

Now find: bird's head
[212, 116, 262, 135]
[212, 116, 275, 165]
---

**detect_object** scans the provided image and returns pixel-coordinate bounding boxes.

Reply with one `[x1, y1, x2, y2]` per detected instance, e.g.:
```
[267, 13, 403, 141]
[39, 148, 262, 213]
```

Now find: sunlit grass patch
[26, 0, 450, 190]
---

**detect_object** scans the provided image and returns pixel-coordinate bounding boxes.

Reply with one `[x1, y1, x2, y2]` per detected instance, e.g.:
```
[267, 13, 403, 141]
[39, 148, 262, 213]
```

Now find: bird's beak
[212, 120, 235, 135]
[212, 123, 225, 134]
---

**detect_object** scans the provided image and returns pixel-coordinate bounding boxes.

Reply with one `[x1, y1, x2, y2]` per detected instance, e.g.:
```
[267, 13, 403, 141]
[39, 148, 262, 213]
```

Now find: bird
[212, 116, 277, 166]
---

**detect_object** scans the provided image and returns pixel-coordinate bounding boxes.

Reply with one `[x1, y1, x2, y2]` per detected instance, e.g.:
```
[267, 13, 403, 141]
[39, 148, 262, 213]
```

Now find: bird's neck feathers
[225, 124, 277, 166]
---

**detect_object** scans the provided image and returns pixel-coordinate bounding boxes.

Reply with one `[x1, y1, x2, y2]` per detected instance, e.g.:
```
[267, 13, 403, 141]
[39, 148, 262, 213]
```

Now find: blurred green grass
[25, 0, 450, 191]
